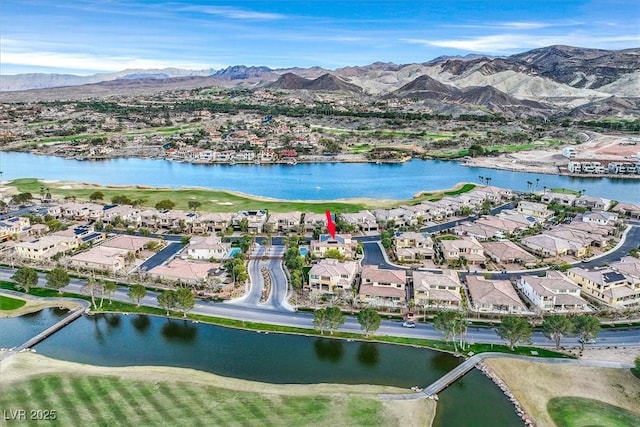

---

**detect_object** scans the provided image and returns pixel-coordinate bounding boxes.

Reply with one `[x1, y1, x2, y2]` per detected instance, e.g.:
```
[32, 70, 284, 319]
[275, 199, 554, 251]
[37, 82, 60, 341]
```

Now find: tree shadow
[356, 342, 379, 367]
[161, 319, 197, 344]
[313, 338, 344, 363]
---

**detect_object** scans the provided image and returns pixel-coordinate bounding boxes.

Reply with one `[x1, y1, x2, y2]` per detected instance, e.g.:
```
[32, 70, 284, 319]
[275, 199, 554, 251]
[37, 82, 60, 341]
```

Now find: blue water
[1, 152, 638, 203]
[1, 312, 522, 426]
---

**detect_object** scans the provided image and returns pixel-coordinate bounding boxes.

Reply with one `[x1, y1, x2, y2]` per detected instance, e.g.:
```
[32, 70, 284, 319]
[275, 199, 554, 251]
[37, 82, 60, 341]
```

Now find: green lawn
[12, 178, 476, 213]
[547, 396, 640, 427]
[0, 282, 570, 359]
[0, 374, 387, 427]
[0, 294, 26, 310]
[12, 178, 373, 214]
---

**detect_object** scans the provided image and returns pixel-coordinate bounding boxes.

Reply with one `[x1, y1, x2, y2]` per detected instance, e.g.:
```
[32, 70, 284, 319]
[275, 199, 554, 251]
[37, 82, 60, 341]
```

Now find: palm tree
[103, 281, 117, 305]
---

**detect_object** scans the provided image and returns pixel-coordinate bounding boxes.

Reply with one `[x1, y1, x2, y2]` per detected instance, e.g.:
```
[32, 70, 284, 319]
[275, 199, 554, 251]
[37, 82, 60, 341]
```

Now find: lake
[1, 312, 523, 426]
[1, 152, 638, 203]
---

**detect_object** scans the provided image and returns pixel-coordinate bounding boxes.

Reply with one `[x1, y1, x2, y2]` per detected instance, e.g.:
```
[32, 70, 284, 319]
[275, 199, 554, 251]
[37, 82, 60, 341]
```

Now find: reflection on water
[29, 313, 522, 426]
[131, 315, 150, 333]
[357, 342, 379, 367]
[313, 338, 344, 363]
[161, 319, 198, 343]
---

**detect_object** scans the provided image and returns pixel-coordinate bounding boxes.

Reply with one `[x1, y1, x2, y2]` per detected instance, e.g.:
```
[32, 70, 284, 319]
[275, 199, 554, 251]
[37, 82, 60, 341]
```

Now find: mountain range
[1, 45, 639, 118]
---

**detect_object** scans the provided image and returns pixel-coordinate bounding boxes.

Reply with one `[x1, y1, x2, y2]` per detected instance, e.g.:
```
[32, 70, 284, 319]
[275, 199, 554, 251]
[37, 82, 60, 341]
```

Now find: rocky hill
[2, 45, 638, 118]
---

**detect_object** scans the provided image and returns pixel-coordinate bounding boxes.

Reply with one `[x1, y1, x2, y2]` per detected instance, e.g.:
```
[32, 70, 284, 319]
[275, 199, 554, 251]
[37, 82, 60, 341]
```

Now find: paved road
[2, 266, 638, 348]
[138, 241, 185, 271]
[226, 244, 293, 312]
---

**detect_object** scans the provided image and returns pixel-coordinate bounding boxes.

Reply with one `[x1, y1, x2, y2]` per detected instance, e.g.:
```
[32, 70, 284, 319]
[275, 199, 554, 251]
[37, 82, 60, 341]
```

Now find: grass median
[1, 281, 567, 359]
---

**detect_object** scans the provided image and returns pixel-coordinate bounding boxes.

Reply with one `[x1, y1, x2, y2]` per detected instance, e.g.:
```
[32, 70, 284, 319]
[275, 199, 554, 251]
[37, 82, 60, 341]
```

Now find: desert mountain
[267, 73, 362, 93]
[1, 45, 638, 117]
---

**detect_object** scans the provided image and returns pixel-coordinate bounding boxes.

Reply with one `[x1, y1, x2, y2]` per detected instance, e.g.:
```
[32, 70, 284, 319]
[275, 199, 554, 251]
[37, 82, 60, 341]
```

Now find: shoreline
[6, 149, 640, 181]
[9, 178, 473, 206]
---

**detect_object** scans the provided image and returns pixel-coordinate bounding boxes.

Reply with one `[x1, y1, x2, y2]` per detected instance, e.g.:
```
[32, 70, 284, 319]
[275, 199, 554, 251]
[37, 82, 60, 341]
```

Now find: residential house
[302, 212, 327, 233]
[465, 275, 527, 313]
[581, 211, 618, 226]
[310, 234, 359, 260]
[53, 224, 105, 246]
[517, 271, 589, 312]
[101, 205, 142, 226]
[472, 186, 513, 203]
[611, 202, 640, 219]
[440, 236, 485, 265]
[393, 231, 434, 261]
[521, 234, 572, 258]
[233, 210, 267, 234]
[340, 210, 379, 233]
[191, 212, 234, 233]
[541, 192, 577, 206]
[60, 202, 104, 221]
[14, 235, 78, 261]
[516, 201, 551, 219]
[101, 235, 156, 254]
[148, 259, 219, 285]
[412, 271, 462, 309]
[68, 246, 129, 273]
[0, 216, 31, 241]
[359, 265, 407, 307]
[266, 212, 302, 233]
[373, 207, 417, 228]
[481, 240, 538, 267]
[575, 195, 612, 211]
[308, 259, 359, 294]
[567, 267, 640, 307]
[183, 235, 231, 260]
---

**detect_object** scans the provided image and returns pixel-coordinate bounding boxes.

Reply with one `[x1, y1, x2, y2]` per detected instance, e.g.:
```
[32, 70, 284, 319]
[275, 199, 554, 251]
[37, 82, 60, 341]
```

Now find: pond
[21, 313, 523, 426]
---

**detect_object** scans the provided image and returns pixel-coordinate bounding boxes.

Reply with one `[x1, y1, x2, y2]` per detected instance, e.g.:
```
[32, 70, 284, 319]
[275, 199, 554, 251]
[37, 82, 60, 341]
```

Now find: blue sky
[1, 0, 638, 75]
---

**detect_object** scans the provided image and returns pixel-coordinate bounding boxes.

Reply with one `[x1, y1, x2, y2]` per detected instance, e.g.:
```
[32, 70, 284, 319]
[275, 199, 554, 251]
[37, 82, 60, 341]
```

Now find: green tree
[313, 308, 329, 335]
[325, 306, 345, 335]
[289, 269, 303, 290]
[103, 281, 117, 305]
[433, 310, 468, 352]
[633, 356, 640, 378]
[496, 316, 533, 351]
[542, 314, 574, 349]
[188, 201, 202, 212]
[155, 199, 176, 210]
[175, 288, 195, 317]
[11, 267, 39, 292]
[89, 191, 104, 201]
[157, 290, 177, 316]
[81, 278, 103, 309]
[46, 268, 70, 294]
[127, 284, 147, 307]
[357, 307, 381, 338]
[112, 195, 133, 205]
[573, 315, 601, 350]
[324, 248, 345, 261]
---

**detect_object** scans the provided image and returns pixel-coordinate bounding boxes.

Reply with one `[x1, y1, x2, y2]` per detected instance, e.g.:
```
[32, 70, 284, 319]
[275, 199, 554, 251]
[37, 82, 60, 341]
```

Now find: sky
[1, 0, 639, 75]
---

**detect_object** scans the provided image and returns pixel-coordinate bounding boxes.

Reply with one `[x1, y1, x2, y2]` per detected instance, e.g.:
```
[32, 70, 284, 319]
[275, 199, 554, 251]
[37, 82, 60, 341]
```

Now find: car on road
[579, 338, 596, 344]
[402, 321, 416, 328]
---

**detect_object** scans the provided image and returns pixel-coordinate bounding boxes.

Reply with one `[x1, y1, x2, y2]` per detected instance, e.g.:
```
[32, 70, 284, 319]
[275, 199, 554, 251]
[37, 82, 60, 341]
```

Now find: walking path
[0, 290, 90, 362]
[379, 351, 634, 400]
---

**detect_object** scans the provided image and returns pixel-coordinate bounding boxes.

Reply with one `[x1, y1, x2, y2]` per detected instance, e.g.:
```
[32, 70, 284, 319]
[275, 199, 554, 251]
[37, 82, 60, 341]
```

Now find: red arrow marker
[325, 210, 336, 239]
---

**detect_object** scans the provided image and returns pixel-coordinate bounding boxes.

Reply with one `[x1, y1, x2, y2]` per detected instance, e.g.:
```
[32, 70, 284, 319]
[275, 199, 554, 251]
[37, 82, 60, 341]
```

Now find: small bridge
[378, 352, 634, 401]
[0, 290, 90, 361]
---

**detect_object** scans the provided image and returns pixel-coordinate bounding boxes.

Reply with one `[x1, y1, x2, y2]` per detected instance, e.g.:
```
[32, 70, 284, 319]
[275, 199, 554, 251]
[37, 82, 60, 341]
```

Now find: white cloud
[182, 6, 284, 20]
[403, 33, 640, 53]
[1, 50, 215, 73]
